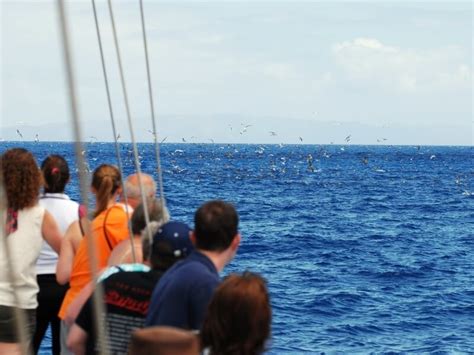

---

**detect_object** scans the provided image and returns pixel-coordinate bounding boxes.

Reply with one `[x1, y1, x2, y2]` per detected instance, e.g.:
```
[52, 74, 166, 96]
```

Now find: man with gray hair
[121, 173, 157, 210]
[108, 173, 164, 264]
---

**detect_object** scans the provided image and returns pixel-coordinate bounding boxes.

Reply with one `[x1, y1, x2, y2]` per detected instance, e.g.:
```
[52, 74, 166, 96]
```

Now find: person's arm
[64, 281, 94, 326]
[56, 220, 86, 284]
[70, 218, 89, 252]
[67, 323, 87, 355]
[41, 210, 62, 253]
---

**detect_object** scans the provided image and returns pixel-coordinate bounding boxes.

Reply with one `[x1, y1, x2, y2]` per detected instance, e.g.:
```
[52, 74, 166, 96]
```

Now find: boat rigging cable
[138, 0, 167, 212]
[0, 178, 29, 354]
[56, 1, 110, 354]
[106, 0, 154, 248]
[90, 0, 136, 264]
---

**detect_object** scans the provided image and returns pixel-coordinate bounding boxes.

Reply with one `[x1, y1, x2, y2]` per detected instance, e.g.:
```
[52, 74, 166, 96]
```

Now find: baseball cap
[152, 221, 194, 259]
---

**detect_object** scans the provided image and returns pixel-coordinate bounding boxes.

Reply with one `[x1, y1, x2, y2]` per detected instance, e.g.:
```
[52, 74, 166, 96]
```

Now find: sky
[1, 1, 472, 145]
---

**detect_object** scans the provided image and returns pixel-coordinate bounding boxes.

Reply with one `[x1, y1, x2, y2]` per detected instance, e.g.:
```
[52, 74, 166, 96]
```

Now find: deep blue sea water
[1, 142, 473, 353]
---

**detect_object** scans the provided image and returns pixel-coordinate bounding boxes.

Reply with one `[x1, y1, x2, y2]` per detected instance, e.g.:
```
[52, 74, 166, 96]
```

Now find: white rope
[0, 178, 29, 354]
[106, 0, 154, 248]
[90, 0, 136, 263]
[55, 1, 109, 354]
[138, 0, 166, 210]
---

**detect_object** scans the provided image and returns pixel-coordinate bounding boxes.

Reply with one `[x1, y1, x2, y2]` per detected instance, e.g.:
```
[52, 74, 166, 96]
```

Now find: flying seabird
[34, 134, 39, 142]
[269, 131, 277, 136]
[239, 124, 251, 135]
[344, 135, 351, 143]
[16, 129, 23, 139]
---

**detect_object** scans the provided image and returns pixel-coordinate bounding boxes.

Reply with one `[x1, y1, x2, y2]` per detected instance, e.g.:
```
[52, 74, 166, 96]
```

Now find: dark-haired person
[0, 148, 62, 353]
[145, 200, 240, 330]
[67, 220, 195, 354]
[32, 155, 81, 355]
[201, 272, 271, 355]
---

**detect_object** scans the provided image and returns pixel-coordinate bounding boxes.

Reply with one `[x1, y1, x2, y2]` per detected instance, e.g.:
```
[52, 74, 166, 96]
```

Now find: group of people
[0, 147, 271, 355]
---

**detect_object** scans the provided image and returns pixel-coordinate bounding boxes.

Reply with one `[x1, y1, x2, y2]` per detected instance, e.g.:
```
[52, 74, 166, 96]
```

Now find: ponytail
[91, 164, 121, 217]
[41, 155, 70, 193]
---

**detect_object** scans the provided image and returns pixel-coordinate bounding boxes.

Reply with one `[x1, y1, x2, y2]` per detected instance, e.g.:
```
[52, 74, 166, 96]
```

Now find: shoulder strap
[103, 206, 115, 250]
[78, 218, 85, 238]
[77, 205, 87, 237]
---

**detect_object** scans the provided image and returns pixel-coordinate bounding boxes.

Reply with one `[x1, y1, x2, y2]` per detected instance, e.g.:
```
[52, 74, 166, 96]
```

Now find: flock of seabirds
[11, 126, 397, 176]
[13, 125, 387, 146]
[0, 147, 270, 355]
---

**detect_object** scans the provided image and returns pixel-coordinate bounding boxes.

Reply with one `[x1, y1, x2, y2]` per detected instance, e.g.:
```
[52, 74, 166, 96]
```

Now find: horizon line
[1, 140, 472, 148]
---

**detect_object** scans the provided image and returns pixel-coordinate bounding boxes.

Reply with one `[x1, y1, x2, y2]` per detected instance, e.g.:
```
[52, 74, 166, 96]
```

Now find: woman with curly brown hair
[200, 272, 272, 355]
[0, 148, 62, 352]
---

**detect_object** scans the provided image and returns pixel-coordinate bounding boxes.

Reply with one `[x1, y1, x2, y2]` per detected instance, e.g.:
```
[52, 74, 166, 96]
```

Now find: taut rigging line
[90, 0, 136, 264]
[56, 0, 110, 353]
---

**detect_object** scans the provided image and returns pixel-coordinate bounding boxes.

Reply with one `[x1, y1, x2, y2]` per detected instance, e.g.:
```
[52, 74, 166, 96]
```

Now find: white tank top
[36, 193, 79, 274]
[0, 205, 45, 309]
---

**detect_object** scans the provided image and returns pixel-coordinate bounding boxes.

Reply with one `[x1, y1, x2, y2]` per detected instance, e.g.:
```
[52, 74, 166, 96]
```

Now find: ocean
[1, 142, 473, 353]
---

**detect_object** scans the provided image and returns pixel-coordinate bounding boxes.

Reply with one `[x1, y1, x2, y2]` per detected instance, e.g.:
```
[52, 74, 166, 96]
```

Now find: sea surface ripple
[2, 142, 473, 354]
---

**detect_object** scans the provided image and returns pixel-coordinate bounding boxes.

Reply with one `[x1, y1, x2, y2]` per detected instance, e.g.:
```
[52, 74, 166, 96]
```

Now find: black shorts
[0, 305, 36, 343]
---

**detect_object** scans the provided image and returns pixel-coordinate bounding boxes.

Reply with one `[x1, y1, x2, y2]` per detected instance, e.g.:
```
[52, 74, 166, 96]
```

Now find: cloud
[332, 37, 472, 93]
[262, 63, 296, 81]
[193, 33, 226, 45]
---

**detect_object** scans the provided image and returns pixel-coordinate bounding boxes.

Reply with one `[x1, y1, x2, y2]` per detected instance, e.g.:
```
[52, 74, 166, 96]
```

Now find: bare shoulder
[108, 238, 143, 266]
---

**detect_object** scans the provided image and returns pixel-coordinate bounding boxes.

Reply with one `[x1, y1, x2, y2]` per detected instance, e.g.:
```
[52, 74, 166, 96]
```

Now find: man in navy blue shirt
[145, 200, 240, 330]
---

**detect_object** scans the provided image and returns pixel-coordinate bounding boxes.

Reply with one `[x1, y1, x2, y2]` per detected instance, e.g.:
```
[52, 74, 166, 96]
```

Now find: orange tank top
[58, 203, 132, 319]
